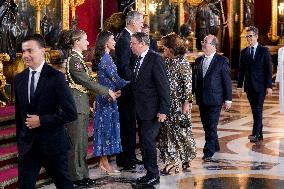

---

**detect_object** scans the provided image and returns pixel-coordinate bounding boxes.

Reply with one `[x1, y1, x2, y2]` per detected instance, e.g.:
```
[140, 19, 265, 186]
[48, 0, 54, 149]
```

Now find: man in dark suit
[115, 10, 144, 169]
[130, 32, 170, 185]
[237, 26, 272, 143]
[14, 34, 77, 189]
[142, 24, 158, 52]
[192, 34, 232, 161]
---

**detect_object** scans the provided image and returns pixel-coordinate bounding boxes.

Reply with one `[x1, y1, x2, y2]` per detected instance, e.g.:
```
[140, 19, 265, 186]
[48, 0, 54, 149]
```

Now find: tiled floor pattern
[40, 85, 284, 189]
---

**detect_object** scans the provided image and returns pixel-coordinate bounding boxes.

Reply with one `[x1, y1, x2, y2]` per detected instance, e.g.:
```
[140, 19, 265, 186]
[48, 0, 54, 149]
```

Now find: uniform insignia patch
[75, 62, 82, 70]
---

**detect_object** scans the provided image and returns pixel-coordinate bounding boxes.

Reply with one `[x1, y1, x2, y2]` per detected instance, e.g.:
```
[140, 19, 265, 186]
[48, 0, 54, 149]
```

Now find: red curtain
[254, 0, 271, 36]
[76, 0, 118, 46]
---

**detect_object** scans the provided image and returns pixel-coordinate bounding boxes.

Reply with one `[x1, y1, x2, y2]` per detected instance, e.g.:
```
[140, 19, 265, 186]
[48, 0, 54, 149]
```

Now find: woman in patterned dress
[159, 33, 196, 174]
[93, 31, 128, 174]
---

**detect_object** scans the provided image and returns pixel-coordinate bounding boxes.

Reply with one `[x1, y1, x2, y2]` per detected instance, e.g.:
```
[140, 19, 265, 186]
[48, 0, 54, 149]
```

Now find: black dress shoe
[73, 179, 89, 188]
[248, 135, 263, 143]
[130, 158, 143, 165]
[120, 162, 136, 170]
[136, 175, 148, 184]
[83, 178, 96, 187]
[137, 176, 160, 185]
[202, 155, 213, 162]
[203, 157, 213, 162]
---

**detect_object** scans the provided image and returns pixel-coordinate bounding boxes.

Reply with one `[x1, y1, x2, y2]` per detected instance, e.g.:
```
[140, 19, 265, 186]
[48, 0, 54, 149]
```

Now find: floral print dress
[93, 53, 127, 156]
[159, 55, 197, 165]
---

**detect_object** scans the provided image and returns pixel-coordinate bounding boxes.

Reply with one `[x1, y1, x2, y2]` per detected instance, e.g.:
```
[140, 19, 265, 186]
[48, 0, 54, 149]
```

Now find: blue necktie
[250, 47, 254, 59]
[30, 71, 37, 103]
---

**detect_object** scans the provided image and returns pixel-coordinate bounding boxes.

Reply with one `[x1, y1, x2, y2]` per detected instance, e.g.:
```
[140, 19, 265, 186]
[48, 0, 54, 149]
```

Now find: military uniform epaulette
[66, 53, 94, 93]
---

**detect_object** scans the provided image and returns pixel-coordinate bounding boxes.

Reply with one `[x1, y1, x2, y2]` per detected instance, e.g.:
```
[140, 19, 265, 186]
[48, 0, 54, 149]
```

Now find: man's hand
[237, 88, 242, 98]
[266, 88, 272, 97]
[223, 102, 231, 111]
[115, 90, 122, 98]
[108, 89, 116, 101]
[25, 114, 40, 129]
[157, 113, 167, 122]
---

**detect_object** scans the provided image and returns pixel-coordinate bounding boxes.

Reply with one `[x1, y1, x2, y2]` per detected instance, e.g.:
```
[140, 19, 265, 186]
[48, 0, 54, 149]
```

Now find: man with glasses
[237, 26, 272, 143]
[192, 34, 232, 162]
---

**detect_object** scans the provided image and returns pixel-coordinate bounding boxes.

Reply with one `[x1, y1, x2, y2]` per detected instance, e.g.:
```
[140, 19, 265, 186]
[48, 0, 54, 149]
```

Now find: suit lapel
[253, 45, 261, 61]
[33, 63, 48, 102]
[204, 55, 217, 78]
[136, 51, 150, 81]
[21, 69, 29, 106]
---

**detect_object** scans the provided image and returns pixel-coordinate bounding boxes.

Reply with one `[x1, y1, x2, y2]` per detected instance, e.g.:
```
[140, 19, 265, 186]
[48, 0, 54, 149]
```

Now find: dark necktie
[202, 56, 209, 77]
[30, 71, 37, 103]
[134, 56, 142, 80]
[250, 46, 254, 59]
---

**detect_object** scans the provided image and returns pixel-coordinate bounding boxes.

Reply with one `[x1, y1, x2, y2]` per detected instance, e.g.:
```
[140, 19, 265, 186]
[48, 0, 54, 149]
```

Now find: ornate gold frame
[271, 0, 279, 41]
[62, 0, 70, 30]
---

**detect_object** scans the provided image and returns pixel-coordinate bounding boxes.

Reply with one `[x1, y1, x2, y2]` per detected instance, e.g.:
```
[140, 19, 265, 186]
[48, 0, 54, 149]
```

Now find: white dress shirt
[28, 62, 44, 103]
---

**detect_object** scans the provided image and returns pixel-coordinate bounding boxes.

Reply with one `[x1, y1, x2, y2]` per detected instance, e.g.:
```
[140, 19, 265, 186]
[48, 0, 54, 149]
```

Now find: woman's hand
[182, 101, 190, 114]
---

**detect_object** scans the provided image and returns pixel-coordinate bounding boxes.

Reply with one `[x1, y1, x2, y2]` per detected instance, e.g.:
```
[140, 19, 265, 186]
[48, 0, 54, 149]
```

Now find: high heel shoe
[100, 165, 121, 175]
[160, 163, 179, 175]
[182, 162, 191, 172]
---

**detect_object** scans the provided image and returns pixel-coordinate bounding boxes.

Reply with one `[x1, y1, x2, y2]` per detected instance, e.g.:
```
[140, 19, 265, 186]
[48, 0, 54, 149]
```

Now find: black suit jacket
[14, 64, 77, 155]
[193, 53, 232, 106]
[132, 50, 170, 120]
[115, 29, 133, 81]
[237, 44, 272, 93]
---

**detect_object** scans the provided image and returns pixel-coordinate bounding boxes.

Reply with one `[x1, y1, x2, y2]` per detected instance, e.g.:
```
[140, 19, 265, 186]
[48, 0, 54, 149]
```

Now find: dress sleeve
[101, 55, 128, 89]
[180, 58, 193, 102]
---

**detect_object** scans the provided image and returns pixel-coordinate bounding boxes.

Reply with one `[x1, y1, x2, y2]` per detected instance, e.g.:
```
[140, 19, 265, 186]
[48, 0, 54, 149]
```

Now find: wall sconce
[149, 0, 158, 14]
[279, 3, 284, 16]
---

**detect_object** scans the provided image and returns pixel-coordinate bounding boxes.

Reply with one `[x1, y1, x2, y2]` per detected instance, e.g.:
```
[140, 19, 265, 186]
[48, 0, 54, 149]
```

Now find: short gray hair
[210, 35, 218, 48]
[246, 26, 259, 35]
[132, 32, 150, 46]
[126, 11, 142, 25]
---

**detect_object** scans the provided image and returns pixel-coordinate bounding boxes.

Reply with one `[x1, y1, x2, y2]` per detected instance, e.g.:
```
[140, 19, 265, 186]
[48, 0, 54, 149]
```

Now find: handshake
[108, 89, 123, 101]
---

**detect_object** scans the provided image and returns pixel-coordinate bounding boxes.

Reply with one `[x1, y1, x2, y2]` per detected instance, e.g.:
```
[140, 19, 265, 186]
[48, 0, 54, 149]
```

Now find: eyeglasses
[201, 40, 213, 45]
[245, 34, 255, 38]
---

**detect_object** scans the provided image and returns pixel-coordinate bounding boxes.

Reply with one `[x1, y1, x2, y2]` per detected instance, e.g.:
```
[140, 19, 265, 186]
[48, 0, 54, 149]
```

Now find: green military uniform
[66, 50, 108, 181]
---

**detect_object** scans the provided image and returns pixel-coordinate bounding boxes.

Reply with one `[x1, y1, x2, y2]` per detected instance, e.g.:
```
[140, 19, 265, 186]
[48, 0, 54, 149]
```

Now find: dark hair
[58, 29, 86, 50]
[246, 26, 259, 36]
[93, 31, 113, 71]
[162, 33, 187, 56]
[22, 34, 46, 48]
[132, 32, 150, 45]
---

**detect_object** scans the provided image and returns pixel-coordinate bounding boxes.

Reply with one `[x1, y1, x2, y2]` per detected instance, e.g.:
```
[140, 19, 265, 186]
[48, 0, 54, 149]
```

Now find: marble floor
[40, 84, 284, 189]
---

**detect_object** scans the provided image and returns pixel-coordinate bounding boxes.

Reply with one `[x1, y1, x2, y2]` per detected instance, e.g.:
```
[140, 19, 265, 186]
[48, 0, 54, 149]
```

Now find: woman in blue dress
[93, 31, 128, 174]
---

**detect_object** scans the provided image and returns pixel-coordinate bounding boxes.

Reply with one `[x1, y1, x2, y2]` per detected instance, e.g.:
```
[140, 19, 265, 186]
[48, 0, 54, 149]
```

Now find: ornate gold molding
[0, 53, 10, 107]
[28, 0, 51, 33]
[271, 0, 279, 41]
[69, 0, 86, 19]
[62, 0, 70, 30]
